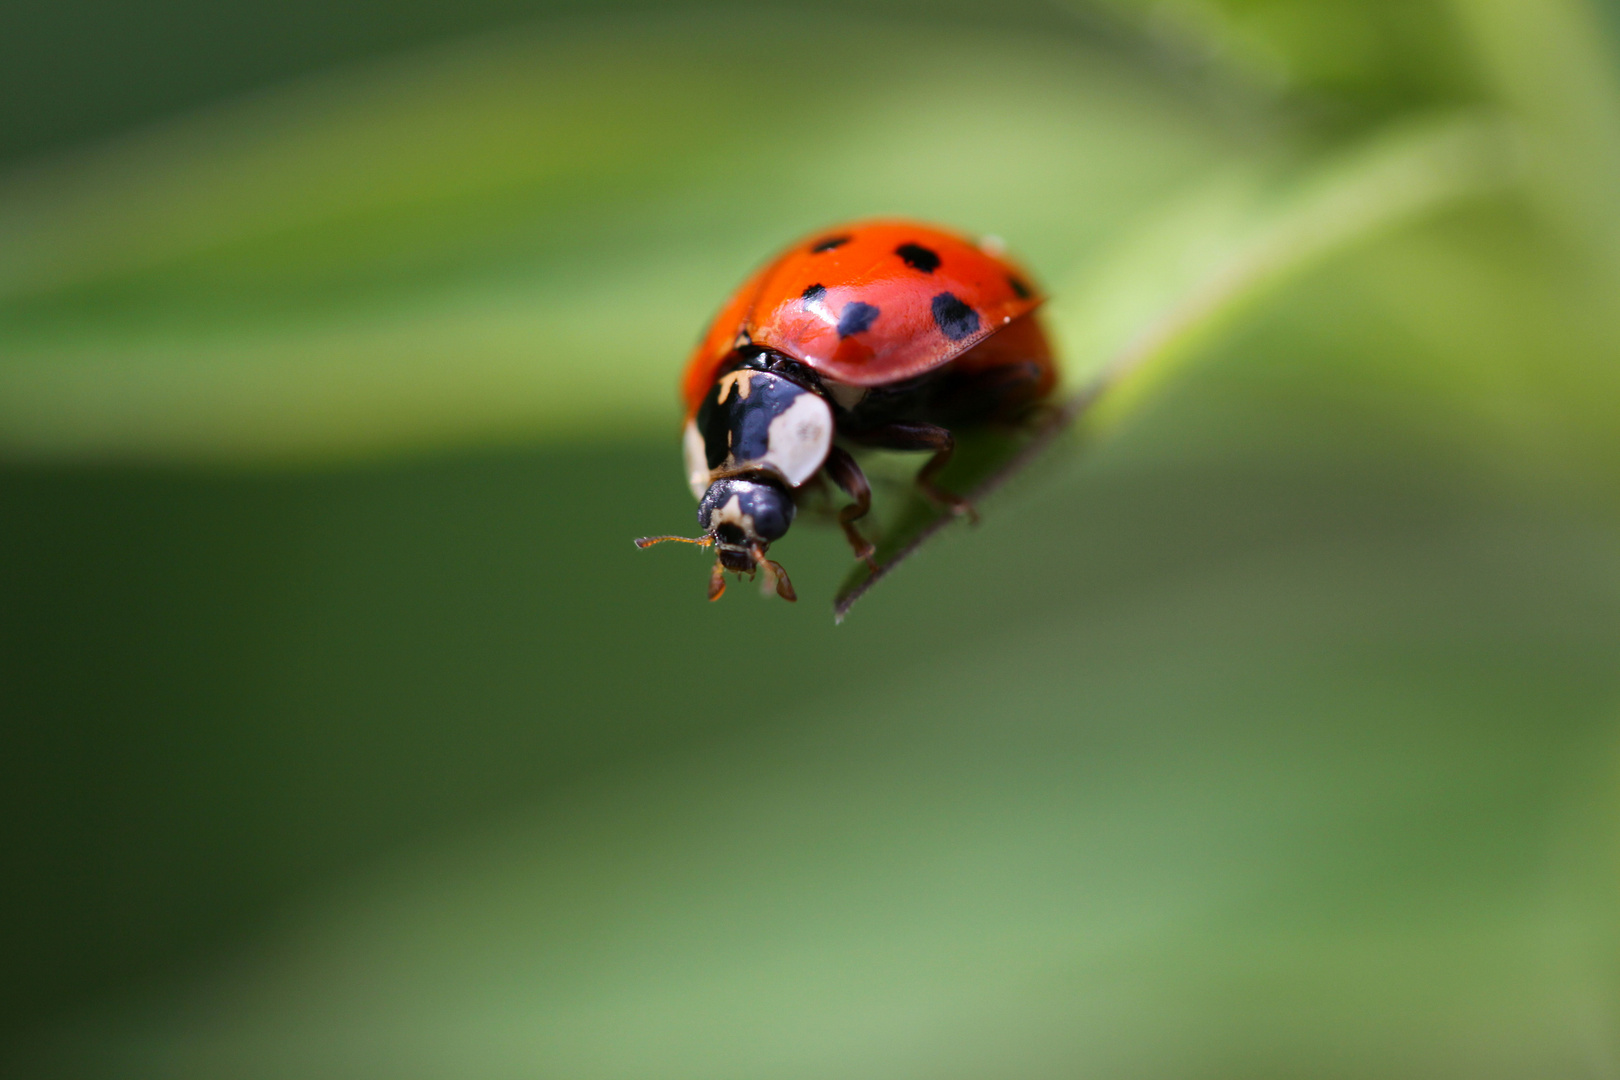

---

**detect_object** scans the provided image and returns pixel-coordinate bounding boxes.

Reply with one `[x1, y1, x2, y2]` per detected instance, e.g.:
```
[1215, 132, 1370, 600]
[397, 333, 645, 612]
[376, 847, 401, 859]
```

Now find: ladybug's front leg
[850, 423, 979, 524]
[823, 445, 878, 568]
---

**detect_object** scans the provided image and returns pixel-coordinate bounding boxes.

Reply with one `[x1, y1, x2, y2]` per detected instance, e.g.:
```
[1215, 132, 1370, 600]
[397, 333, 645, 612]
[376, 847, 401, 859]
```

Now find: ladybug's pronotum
[637, 220, 1057, 601]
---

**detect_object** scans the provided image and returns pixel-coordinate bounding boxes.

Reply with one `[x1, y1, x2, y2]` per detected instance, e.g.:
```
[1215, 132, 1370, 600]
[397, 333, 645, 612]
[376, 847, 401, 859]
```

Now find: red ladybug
[636, 219, 1057, 602]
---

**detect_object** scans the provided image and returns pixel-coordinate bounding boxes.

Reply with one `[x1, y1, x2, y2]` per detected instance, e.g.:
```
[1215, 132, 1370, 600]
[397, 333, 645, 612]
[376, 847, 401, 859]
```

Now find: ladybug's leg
[851, 422, 979, 524]
[823, 445, 878, 567]
[755, 551, 798, 601]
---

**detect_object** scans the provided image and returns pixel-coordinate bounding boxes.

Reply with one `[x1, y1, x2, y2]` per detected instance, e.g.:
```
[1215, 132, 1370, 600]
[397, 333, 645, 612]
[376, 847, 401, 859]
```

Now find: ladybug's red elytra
[636, 219, 1058, 602]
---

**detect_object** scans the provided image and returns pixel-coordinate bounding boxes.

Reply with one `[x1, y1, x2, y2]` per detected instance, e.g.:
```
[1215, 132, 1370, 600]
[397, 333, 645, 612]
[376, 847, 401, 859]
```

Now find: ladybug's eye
[763, 355, 822, 391]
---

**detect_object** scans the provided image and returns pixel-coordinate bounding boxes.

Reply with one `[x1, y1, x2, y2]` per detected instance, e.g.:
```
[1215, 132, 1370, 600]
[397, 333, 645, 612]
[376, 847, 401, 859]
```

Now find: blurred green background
[5, 1, 1620, 1076]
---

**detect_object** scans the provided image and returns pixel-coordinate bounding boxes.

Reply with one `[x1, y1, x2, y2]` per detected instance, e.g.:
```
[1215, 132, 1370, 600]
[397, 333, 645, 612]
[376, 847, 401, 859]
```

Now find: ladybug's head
[634, 476, 798, 602]
[637, 358, 830, 603]
[701, 475, 795, 566]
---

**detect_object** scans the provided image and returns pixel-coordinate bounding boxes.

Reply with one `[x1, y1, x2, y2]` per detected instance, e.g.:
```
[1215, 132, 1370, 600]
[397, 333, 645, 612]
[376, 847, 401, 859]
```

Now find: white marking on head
[715, 369, 755, 405]
[683, 420, 710, 499]
[709, 493, 754, 534]
[763, 391, 832, 487]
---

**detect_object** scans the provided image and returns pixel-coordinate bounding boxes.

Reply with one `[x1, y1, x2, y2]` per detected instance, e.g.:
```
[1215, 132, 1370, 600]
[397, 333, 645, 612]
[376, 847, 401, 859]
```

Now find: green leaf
[833, 114, 1518, 620]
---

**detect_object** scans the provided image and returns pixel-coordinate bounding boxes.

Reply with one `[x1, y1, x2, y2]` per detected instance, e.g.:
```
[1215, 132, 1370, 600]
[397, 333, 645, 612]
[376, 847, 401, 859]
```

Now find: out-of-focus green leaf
[0, 15, 1242, 464]
[1066, 113, 1517, 426]
[1074, 0, 1483, 114]
[18, 437, 1620, 1079]
[1449, 0, 1620, 272]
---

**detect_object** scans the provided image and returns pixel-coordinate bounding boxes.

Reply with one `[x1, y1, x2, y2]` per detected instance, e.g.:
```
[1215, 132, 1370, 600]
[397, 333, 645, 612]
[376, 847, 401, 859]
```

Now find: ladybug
[636, 219, 1057, 602]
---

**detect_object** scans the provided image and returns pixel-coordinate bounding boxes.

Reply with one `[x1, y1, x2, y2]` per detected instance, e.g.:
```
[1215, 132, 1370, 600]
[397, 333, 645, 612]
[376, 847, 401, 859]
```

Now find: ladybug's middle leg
[848, 422, 979, 524]
[823, 445, 878, 567]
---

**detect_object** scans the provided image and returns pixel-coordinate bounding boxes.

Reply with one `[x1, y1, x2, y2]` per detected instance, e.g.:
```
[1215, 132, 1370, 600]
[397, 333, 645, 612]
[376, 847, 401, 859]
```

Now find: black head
[635, 476, 799, 602]
[698, 476, 795, 564]
[700, 477, 797, 600]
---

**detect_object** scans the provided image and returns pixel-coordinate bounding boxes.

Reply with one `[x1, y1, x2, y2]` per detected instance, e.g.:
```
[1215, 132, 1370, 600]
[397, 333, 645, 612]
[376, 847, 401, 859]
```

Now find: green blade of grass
[833, 114, 1518, 621]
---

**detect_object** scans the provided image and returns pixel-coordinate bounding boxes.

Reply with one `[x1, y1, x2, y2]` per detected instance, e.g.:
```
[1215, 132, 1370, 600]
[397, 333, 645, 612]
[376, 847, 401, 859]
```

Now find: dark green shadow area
[7, 343, 1620, 1073]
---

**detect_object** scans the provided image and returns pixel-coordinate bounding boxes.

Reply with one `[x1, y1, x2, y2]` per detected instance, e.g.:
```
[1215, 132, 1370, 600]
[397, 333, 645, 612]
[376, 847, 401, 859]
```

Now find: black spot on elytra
[837, 301, 880, 337]
[895, 243, 940, 273]
[800, 283, 826, 309]
[810, 235, 851, 253]
[931, 292, 979, 341]
[1007, 274, 1032, 299]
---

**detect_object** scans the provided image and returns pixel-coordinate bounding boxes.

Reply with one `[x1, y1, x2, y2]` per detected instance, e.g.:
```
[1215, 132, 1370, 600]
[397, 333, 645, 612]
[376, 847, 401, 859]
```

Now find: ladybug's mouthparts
[716, 542, 756, 575]
[633, 531, 795, 603]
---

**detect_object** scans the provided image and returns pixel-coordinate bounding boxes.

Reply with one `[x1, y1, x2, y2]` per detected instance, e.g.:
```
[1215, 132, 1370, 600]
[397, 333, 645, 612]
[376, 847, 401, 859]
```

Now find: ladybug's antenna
[633, 534, 714, 549]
